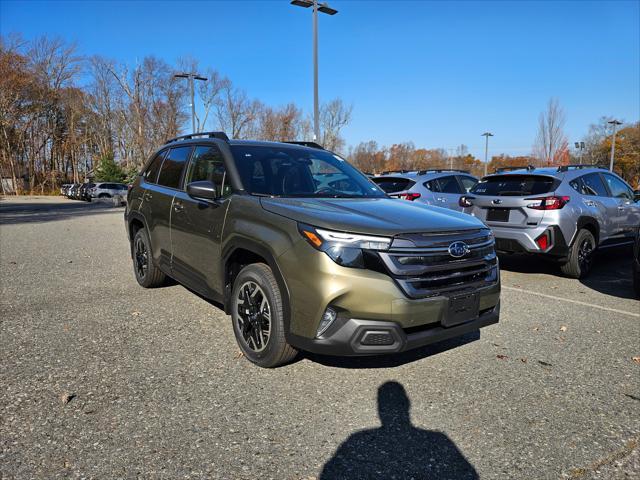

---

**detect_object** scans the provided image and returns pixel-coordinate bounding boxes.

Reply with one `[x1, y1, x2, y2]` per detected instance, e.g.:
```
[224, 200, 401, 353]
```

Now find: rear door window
[437, 175, 463, 194]
[372, 177, 416, 193]
[143, 151, 166, 184]
[471, 175, 557, 196]
[571, 173, 608, 197]
[157, 146, 192, 189]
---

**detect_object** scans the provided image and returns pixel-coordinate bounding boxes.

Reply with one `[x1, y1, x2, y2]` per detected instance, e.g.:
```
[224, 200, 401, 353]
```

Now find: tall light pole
[607, 119, 622, 171]
[574, 141, 585, 164]
[174, 72, 208, 133]
[291, 0, 338, 143]
[481, 132, 493, 176]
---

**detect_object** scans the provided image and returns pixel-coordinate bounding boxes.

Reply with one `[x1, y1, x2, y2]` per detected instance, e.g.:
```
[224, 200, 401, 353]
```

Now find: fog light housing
[316, 307, 337, 337]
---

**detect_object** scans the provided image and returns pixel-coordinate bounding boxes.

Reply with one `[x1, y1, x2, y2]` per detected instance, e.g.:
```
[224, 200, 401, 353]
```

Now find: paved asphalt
[1, 196, 639, 479]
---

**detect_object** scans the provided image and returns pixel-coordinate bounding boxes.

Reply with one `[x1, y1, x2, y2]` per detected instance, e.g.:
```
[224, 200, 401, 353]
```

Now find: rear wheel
[560, 229, 596, 279]
[132, 228, 166, 288]
[231, 263, 297, 368]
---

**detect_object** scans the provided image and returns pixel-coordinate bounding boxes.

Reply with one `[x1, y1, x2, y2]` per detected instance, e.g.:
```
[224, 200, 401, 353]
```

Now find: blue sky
[2, 0, 639, 158]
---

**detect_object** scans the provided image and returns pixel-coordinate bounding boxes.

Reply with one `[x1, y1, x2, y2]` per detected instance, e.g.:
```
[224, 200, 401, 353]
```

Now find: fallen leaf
[234, 351, 244, 359]
[520, 358, 527, 363]
[59, 392, 76, 405]
[633, 356, 640, 365]
[560, 326, 567, 332]
[130, 311, 141, 317]
[496, 354, 509, 360]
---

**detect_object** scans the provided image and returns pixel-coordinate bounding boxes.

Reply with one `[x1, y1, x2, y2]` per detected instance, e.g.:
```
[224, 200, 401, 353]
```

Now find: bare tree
[216, 84, 261, 139]
[319, 98, 352, 153]
[258, 103, 308, 142]
[534, 98, 567, 166]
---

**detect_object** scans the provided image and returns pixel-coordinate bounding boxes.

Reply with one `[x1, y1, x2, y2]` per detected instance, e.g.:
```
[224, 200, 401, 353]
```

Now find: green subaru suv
[125, 132, 500, 367]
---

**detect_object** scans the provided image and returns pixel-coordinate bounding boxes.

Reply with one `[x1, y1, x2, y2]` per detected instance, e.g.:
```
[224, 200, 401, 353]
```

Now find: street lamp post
[574, 141, 585, 164]
[481, 132, 493, 176]
[291, 0, 338, 143]
[174, 72, 208, 133]
[607, 120, 622, 171]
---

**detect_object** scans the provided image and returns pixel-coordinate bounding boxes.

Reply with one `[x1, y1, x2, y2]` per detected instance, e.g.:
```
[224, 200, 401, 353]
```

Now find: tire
[132, 228, 166, 288]
[231, 263, 297, 368]
[560, 228, 596, 279]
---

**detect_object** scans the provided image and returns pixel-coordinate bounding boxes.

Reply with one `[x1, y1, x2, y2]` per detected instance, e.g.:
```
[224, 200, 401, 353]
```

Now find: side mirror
[187, 180, 217, 200]
[634, 190, 640, 202]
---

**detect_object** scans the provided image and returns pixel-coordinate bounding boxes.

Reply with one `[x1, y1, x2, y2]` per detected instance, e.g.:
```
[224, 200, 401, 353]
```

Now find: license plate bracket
[486, 208, 510, 222]
[443, 293, 480, 327]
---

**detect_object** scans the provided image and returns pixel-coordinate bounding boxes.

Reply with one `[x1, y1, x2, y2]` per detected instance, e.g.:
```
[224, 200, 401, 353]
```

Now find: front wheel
[560, 229, 596, 279]
[231, 263, 297, 368]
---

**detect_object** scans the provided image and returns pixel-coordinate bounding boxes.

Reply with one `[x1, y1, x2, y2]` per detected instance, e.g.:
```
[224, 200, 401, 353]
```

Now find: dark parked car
[125, 132, 500, 368]
[79, 182, 95, 201]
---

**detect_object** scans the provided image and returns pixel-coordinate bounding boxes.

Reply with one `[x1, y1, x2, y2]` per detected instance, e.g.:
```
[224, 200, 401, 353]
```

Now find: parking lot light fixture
[607, 119, 623, 171]
[291, 0, 339, 143]
[174, 72, 208, 134]
[481, 132, 494, 177]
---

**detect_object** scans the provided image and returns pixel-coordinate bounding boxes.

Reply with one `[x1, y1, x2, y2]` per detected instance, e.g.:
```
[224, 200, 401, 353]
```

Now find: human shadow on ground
[319, 381, 478, 480]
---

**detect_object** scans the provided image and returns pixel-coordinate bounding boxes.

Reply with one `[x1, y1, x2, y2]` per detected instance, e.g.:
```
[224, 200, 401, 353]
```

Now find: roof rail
[415, 169, 471, 175]
[164, 131, 229, 145]
[380, 169, 414, 175]
[494, 165, 536, 173]
[283, 141, 325, 150]
[557, 164, 605, 172]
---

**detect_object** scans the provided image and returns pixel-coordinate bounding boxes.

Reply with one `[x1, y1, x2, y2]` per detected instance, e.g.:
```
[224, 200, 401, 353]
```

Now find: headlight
[298, 224, 391, 268]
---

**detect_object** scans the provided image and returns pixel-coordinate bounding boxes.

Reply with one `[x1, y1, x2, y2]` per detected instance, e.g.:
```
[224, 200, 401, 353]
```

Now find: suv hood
[260, 197, 484, 236]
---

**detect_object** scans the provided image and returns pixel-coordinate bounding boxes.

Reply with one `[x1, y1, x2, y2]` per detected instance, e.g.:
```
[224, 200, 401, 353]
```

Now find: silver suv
[460, 165, 640, 278]
[89, 182, 128, 199]
[372, 170, 478, 211]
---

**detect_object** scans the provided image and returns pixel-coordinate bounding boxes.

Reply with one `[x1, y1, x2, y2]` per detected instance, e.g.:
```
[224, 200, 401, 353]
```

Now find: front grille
[378, 229, 498, 298]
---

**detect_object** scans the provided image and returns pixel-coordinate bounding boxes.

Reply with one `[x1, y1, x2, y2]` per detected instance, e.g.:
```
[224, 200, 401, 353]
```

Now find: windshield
[230, 145, 386, 198]
[470, 175, 558, 196]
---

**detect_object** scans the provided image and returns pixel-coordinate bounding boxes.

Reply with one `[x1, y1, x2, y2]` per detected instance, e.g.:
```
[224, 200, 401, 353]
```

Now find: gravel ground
[1, 196, 639, 479]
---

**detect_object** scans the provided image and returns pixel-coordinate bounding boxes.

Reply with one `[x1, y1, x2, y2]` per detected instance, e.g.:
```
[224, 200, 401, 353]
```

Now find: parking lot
[1, 196, 638, 479]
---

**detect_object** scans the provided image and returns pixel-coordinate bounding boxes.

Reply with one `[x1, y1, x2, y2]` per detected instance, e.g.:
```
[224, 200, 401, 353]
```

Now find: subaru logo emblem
[492, 199, 502, 205]
[448, 241, 470, 258]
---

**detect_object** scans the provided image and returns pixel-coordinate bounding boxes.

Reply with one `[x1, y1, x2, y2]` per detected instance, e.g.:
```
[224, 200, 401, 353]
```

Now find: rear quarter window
[471, 175, 558, 196]
[372, 177, 416, 193]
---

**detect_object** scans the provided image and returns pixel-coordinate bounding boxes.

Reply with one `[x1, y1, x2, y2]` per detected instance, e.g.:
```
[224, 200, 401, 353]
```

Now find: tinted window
[471, 175, 557, 196]
[424, 179, 441, 192]
[157, 146, 192, 189]
[571, 173, 608, 197]
[437, 175, 463, 194]
[372, 177, 416, 193]
[458, 176, 477, 192]
[143, 151, 166, 183]
[231, 145, 385, 198]
[603, 173, 633, 200]
[186, 146, 232, 198]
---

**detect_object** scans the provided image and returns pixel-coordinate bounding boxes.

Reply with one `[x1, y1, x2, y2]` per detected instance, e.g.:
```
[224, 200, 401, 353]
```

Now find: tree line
[0, 34, 352, 194]
[1, 34, 637, 194]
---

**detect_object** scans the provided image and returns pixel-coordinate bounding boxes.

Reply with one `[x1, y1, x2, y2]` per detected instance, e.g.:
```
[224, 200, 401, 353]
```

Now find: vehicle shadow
[303, 330, 480, 369]
[0, 200, 123, 225]
[498, 247, 636, 300]
[319, 381, 478, 480]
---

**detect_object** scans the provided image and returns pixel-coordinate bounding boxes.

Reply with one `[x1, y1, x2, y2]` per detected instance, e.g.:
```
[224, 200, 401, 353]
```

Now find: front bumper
[278, 239, 500, 355]
[289, 301, 499, 356]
